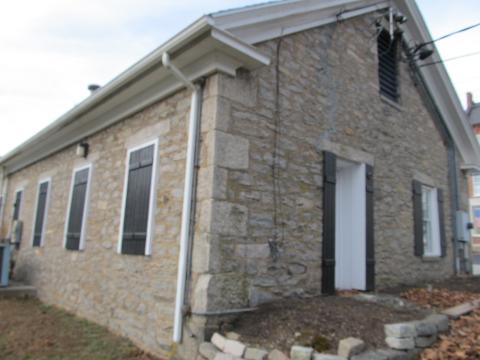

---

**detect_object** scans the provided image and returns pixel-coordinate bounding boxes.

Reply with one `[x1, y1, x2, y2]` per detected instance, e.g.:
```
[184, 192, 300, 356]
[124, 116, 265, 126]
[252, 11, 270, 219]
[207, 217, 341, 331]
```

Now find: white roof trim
[210, 0, 390, 44]
[2, 0, 479, 173]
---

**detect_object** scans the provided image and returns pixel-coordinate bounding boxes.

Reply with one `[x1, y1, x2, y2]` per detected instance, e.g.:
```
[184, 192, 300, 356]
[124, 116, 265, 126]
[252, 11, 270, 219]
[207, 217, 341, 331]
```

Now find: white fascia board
[210, 0, 389, 44]
[397, 0, 480, 168]
[0, 23, 269, 174]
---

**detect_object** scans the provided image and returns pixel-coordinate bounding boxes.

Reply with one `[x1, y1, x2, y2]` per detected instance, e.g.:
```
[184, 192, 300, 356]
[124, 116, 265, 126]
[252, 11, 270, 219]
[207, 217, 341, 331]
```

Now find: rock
[268, 349, 289, 360]
[425, 314, 449, 332]
[351, 351, 388, 360]
[385, 337, 415, 350]
[290, 345, 314, 360]
[224, 339, 246, 357]
[384, 323, 417, 338]
[211, 333, 227, 351]
[199, 342, 219, 360]
[245, 347, 269, 360]
[213, 353, 242, 360]
[376, 349, 410, 360]
[414, 321, 437, 336]
[415, 334, 437, 348]
[313, 353, 347, 360]
[225, 332, 241, 341]
[337, 337, 365, 358]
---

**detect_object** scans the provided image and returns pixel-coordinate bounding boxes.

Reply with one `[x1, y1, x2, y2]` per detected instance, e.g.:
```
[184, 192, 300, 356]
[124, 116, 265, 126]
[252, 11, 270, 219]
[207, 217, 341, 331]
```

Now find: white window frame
[31, 177, 52, 247]
[473, 175, 480, 197]
[63, 164, 93, 251]
[117, 139, 159, 256]
[422, 185, 441, 257]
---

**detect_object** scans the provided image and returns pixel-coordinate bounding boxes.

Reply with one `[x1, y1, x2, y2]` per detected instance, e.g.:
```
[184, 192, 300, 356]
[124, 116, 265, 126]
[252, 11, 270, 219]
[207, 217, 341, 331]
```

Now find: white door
[335, 160, 366, 290]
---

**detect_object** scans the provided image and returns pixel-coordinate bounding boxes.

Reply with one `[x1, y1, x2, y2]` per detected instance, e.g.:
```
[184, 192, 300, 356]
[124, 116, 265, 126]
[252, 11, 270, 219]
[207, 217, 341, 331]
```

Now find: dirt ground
[0, 297, 160, 360]
[231, 294, 427, 354]
[232, 277, 480, 355]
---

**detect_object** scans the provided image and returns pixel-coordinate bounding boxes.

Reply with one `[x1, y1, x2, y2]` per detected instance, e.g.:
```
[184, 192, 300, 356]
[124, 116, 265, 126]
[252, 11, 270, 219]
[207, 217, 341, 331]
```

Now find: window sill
[422, 255, 442, 262]
[380, 94, 403, 112]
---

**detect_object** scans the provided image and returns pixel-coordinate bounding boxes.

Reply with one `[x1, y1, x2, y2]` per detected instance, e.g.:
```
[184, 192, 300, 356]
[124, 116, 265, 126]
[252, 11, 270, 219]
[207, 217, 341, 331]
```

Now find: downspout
[162, 52, 204, 343]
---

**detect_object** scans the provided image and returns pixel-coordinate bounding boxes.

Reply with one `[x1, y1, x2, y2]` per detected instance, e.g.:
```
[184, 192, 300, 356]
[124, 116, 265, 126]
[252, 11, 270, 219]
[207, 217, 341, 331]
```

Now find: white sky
[0, 0, 479, 156]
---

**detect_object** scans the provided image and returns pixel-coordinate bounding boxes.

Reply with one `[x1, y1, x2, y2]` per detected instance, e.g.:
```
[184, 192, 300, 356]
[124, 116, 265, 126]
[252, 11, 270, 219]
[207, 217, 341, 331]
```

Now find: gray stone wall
[0, 81, 219, 358]
[198, 14, 457, 310]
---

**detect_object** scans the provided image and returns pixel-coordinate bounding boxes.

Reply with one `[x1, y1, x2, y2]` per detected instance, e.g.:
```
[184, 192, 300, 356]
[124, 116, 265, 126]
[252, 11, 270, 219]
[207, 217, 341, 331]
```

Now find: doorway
[334, 159, 366, 290]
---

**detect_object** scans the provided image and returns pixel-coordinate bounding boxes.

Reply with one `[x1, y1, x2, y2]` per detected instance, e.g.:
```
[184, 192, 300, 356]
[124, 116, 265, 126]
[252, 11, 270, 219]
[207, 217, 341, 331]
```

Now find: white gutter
[162, 52, 202, 343]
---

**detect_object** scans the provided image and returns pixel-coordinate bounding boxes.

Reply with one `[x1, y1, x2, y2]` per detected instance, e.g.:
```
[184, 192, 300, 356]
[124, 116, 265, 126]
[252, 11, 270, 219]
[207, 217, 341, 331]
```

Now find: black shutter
[378, 30, 399, 102]
[437, 189, 447, 257]
[122, 145, 155, 255]
[33, 182, 49, 247]
[13, 191, 22, 221]
[322, 151, 336, 295]
[365, 165, 375, 291]
[66, 168, 90, 250]
[412, 180, 424, 257]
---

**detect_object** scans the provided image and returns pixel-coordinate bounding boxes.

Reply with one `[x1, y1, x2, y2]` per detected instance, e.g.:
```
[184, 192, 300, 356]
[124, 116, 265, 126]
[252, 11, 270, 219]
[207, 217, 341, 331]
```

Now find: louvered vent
[378, 30, 399, 102]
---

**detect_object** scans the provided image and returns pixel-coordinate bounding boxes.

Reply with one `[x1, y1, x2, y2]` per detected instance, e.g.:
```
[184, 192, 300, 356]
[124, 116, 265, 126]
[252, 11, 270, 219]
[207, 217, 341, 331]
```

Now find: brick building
[0, 0, 479, 358]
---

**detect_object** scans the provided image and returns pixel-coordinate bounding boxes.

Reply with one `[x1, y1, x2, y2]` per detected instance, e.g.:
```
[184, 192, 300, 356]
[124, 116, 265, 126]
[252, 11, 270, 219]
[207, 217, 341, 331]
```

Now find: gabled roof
[1, 0, 479, 174]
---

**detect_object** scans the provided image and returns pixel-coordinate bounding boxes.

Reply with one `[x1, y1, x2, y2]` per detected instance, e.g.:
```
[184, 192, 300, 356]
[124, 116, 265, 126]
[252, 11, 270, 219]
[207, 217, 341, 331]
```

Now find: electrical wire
[419, 21, 480, 48]
[419, 50, 480, 67]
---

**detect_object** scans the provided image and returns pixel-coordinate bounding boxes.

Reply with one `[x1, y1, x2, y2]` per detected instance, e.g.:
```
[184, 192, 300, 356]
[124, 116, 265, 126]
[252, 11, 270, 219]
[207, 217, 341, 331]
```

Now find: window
[421, 186, 441, 257]
[473, 175, 480, 197]
[32, 179, 51, 247]
[378, 29, 399, 102]
[65, 165, 92, 251]
[472, 206, 480, 235]
[118, 141, 158, 256]
[13, 190, 22, 221]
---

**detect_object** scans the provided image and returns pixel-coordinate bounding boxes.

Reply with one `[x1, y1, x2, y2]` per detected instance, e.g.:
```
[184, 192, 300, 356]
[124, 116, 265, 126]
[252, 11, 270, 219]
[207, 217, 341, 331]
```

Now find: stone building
[0, 0, 479, 358]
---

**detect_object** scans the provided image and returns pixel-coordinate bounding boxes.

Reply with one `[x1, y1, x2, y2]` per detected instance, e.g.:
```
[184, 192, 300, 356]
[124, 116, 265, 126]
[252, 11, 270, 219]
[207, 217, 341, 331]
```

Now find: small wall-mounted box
[456, 211, 471, 243]
[0, 243, 11, 287]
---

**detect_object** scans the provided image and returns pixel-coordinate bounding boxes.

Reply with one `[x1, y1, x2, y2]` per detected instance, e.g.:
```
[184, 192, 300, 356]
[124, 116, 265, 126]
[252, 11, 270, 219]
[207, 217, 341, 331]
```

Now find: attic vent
[377, 29, 399, 102]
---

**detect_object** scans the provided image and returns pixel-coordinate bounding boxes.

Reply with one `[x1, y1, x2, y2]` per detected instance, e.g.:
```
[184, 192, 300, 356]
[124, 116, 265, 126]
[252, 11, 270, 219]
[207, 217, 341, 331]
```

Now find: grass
[0, 297, 158, 360]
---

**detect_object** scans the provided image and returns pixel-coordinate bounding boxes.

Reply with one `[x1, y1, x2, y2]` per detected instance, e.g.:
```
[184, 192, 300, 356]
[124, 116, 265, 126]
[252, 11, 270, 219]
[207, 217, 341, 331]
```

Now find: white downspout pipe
[162, 52, 203, 343]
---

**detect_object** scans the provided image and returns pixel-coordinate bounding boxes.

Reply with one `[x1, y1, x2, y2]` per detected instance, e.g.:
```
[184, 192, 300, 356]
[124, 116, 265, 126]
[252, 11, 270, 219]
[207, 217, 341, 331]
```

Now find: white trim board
[31, 177, 52, 247]
[117, 139, 159, 256]
[63, 164, 93, 251]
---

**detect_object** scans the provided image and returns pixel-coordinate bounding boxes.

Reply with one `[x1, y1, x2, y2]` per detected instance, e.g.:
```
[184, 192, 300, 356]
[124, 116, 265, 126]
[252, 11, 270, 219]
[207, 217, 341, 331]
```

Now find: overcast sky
[0, 0, 479, 156]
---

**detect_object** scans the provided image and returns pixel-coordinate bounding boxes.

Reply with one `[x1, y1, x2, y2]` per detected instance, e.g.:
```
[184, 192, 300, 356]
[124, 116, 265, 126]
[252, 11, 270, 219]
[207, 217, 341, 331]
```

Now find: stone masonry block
[290, 346, 314, 360]
[214, 131, 249, 170]
[415, 321, 437, 336]
[210, 201, 248, 236]
[385, 336, 415, 350]
[224, 339, 246, 357]
[425, 314, 449, 332]
[199, 342, 219, 360]
[268, 349, 289, 360]
[415, 334, 437, 348]
[384, 323, 417, 338]
[337, 337, 366, 358]
[213, 353, 242, 360]
[313, 353, 347, 360]
[211, 333, 226, 351]
[245, 347, 269, 360]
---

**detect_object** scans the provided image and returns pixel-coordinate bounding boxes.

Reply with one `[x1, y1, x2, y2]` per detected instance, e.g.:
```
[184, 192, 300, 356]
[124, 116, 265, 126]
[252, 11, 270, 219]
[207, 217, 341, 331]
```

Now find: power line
[419, 50, 480, 67]
[420, 21, 480, 48]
